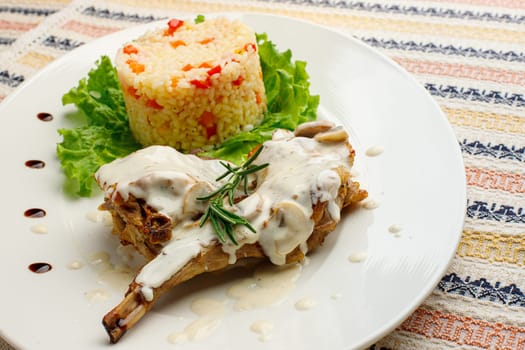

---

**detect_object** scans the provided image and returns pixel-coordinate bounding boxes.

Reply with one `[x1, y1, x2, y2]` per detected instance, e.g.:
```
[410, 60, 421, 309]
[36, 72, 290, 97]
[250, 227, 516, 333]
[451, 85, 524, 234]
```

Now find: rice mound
[115, 17, 267, 152]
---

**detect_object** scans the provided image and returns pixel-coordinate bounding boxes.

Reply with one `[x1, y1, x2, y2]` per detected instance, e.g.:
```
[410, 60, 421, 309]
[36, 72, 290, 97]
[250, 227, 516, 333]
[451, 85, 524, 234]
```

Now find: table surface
[1, 0, 524, 349]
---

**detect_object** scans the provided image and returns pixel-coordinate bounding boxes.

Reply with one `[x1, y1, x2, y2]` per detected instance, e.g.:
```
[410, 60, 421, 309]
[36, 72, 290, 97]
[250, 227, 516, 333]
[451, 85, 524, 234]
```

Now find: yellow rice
[115, 17, 267, 151]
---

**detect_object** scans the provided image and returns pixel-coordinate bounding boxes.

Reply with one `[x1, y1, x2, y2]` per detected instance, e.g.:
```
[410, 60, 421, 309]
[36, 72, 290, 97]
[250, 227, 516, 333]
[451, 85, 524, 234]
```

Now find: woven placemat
[1, 0, 524, 349]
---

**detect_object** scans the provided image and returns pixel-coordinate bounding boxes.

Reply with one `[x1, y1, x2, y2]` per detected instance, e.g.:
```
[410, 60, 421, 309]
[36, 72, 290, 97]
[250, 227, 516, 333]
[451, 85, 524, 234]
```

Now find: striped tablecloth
[1, 0, 524, 349]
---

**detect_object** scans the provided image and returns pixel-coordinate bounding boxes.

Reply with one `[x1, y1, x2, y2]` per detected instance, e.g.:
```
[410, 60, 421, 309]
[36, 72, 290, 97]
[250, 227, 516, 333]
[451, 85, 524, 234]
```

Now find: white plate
[0, 13, 466, 350]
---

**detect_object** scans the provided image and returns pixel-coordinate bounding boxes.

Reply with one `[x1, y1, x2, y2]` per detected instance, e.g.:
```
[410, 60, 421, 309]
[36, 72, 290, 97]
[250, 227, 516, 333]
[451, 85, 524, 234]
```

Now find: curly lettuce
[57, 56, 140, 197]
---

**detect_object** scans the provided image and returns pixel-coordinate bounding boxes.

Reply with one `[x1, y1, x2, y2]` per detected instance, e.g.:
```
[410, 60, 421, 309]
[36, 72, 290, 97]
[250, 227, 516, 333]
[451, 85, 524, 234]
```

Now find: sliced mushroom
[314, 125, 348, 143]
[294, 120, 335, 138]
[238, 192, 265, 221]
[182, 182, 214, 217]
[259, 200, 314, 265]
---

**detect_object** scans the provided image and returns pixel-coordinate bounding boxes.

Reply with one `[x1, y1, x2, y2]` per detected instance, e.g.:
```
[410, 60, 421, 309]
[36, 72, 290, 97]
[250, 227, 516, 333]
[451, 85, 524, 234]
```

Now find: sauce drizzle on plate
[37, 112, 53, 122]
[28, 262, 52, 273]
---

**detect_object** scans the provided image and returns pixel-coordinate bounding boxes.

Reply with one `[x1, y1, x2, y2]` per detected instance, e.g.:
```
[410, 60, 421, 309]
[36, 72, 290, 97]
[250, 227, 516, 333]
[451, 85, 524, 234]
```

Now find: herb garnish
[194, 14, 205, 24]
[197, 146, 268, 244]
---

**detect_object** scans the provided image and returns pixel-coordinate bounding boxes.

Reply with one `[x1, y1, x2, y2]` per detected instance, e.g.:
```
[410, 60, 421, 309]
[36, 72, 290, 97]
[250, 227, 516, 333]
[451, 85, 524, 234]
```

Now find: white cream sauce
[250, 320, 274, 342]
[365, 145, 384, 157]
[167, 318, 221, 344]
[388, 224, 403, 237]
[86, 210, 113, 226]
[87, 251, 111, 266]
[350, 168, 360, 178]
[95, 128, 353, 301]
[97, 267, 136, 293]
[116, 244, 136, 264]
[388, 224, 402, 233]
[362, 197, 381, 209]
[86, 210, 103, 223]
[30, 223, 48, 234]
[167, 297, 225, 344]
[190, 298, 226, 317]
[67, 260, 84, 270]
[294, 297, 317, 311]
[87, 250, 136, 291]
[348, 251, 368, 263]
[96, 146, 228, 217]
[227, 263, 302, 311]
[84, 288, 111, 302]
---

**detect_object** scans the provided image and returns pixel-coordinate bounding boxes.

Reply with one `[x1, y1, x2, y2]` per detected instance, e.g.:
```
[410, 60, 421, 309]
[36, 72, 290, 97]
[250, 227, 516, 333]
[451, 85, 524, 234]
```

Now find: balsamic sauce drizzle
[37, 112, 53, 122]
[28, 262, 52, 273]
[24, 208, 46, 218]
[25, 160, 46, 169]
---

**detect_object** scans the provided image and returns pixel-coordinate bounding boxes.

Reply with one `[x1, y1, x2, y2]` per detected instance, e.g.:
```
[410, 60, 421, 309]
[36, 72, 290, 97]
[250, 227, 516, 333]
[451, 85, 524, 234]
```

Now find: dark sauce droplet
[29, 262, 52, 273]
[37, 112, 53, 122]
[24, 208, 46, 218]
[25, 160, 45, 169]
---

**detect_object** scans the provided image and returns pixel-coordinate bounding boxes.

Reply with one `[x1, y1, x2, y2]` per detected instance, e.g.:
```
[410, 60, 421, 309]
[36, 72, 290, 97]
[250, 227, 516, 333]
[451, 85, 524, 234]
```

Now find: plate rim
[0, 12, 467, 350]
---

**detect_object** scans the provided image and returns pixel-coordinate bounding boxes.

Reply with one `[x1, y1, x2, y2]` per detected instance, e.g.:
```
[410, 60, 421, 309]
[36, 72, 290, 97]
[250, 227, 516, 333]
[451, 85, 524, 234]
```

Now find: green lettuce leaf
[57, 56, 140, 197]
[201, 33, 319, 163]
[194, 14, 205, 24]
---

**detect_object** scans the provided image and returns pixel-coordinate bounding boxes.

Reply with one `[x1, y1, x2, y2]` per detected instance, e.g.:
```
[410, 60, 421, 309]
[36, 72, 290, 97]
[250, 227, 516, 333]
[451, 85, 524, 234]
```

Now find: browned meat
[95, 122, 367, 343]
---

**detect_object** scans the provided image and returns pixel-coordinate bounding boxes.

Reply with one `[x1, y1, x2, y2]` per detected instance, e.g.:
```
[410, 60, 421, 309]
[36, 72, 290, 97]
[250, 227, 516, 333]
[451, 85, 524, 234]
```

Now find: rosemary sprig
[197, 146, 269, 244]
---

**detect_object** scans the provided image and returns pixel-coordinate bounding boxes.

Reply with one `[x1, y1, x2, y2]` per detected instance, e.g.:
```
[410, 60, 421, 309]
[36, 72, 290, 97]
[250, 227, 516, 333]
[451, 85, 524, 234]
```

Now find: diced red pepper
[190, 77, 212, 89]
[123, 44, 138, 54]
[127, 86, 140, 99]
[255, 91, 262, 104]
[170, 40, 186, 49]
[126, 59, 145, 74]
[244, 43, 257, 52]
[164, 18, 184, 36]
[206, 64, 221, 76]
[169, 18, 184, 30]
[204, 125, 217, 139]
[198, 62, 212, 68]
[182, 64, 193, 71]
[198, 111, 217, 139]
[232, 75, 244, 86]
[146, 99, 163, 110]
[199, 37, 215, 44]
[198, 111, 215, 126]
